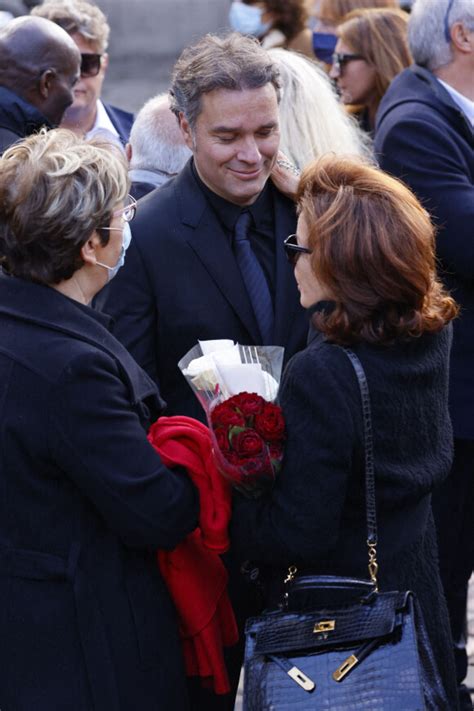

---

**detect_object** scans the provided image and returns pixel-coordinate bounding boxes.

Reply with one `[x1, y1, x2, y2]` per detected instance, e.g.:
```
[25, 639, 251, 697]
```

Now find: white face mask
[96, 222, 132, 282]
[228, 1, 272, 37]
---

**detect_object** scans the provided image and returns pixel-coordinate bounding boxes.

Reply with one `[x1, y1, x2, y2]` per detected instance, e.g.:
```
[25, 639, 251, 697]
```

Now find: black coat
[231, 319, 458, 707]
[0, 273, 198, 711]
[0, 86, 52, 153]
[374, 65, 474, 439]
[97, 159, 308, 420]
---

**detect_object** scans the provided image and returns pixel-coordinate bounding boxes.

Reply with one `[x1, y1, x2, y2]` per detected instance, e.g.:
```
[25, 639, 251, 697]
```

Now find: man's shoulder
[376, 66, 461, 137]
[102, 102, 134, 141]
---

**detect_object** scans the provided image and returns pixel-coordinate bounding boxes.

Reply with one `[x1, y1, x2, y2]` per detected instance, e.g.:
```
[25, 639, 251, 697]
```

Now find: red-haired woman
[231, 155, 458, 707]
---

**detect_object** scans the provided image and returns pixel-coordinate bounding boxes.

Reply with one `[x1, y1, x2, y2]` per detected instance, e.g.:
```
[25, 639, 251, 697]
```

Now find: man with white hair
[126, 93, 191, 200]
[375, 1, 474, 707]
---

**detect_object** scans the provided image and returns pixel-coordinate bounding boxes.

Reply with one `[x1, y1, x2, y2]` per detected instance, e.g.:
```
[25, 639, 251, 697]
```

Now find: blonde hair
[338, 8, 412, 111]
[268, 48, 372, 169]
[0, 129, 128, 284]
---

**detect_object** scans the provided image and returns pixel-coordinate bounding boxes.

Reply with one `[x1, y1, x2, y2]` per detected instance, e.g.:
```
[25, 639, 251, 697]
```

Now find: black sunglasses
[331, 52, 364, 73]
[284, 234, 312, 266]
[80, 53, 102, 78]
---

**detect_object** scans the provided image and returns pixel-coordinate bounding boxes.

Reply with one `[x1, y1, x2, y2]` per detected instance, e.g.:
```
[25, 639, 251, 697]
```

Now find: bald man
[0, 15, 80, 152]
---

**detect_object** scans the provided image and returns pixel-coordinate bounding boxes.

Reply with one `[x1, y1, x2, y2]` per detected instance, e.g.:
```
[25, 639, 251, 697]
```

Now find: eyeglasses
[284, 233, 312, 266]
[113, 195, 137, 223]
[80, 53, 102, 78]
[331, 52, 364, 74]
[444, 0, 455, 42]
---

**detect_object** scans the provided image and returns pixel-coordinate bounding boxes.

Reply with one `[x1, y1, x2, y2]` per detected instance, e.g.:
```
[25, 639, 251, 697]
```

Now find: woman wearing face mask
[229, 0, 314, 57]
[311, 0, 400, 66]
[329, 8, 411, 133]
[0, 129, 198, 710]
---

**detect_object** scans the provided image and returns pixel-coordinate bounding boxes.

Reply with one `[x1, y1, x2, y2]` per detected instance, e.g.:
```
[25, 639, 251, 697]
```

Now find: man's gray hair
[409, 0, 474, 71]
[169, 32, 281, 129]
[129, 93, 191, 175]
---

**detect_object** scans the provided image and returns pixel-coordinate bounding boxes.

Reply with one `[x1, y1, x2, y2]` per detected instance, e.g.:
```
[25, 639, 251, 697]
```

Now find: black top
[191, 160, 276, 301]
[0, 86, 52, 154]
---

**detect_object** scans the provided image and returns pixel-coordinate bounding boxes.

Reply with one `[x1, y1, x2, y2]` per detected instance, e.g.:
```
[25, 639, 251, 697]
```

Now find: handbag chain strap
[284, 347, 379, 590]
[340, 347, 379, 590]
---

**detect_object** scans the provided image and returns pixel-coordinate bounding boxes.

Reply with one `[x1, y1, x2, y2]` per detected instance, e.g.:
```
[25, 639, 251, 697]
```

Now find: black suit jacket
[98, 159, 308, 420]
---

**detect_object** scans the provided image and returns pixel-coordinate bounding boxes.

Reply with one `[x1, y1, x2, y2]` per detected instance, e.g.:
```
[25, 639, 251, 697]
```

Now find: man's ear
[179, 113, 194, 151]
[125, 142, 132, 162]
[38, 68, 56, 99]
[451, 21, 474, 54]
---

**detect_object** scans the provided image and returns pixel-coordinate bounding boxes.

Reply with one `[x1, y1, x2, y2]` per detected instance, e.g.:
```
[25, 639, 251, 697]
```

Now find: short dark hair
[297, 155, 458, 345]
[169, 32, 280, 129]
[0, 129, 128, 285]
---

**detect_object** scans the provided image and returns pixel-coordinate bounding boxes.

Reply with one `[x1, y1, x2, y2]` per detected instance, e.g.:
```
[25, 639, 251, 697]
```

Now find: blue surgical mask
[312, 32, 337, 64]
[229, 1, 272, 38]
[96, 222, 132, 282]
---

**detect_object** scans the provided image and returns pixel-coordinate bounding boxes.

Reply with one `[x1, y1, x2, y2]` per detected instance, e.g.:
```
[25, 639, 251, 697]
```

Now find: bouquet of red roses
[178, 341, 285, 496]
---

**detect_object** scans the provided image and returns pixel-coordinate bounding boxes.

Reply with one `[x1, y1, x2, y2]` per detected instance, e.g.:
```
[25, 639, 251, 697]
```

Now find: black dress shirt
[191, 161, 276, 304]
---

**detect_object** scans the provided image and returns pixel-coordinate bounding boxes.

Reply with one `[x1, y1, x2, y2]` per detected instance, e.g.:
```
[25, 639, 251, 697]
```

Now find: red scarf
[148, 416, 238, 694]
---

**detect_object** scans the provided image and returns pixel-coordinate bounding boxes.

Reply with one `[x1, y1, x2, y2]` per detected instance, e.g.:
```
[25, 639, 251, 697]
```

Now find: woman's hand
[271, 151, 301, 202]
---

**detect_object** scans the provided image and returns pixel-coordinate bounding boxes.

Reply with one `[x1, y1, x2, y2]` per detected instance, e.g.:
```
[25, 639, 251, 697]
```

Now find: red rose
[242, 456, 273, 477]
[214, 427, 231, 452]
[254, 403, 285, 442]
[269, 443, 284, 461]
[232, 429, 265, 458]
[232, 392, 265, 418]
[211, 402, 245, 428]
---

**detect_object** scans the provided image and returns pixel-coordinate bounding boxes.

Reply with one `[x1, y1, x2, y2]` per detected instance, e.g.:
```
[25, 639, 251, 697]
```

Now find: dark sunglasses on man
[284, 234, 312, 266]
[80, 53, 102, 78]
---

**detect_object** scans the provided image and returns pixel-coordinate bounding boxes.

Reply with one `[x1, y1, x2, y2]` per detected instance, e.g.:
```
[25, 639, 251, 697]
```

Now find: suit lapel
[271, 186, 301, 346]
[176, 163, 261, 343]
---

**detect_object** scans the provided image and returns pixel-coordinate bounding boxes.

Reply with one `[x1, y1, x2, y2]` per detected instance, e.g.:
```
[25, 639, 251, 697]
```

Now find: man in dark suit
[375, 1, 474, 707]
[98, 32, 308, 709]
[99, 32, 307, 421]
[32, 0, 133, 146]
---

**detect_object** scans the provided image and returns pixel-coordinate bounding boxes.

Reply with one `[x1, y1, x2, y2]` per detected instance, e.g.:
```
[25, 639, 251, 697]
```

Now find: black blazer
[0, 273, 197, 711]
[97, 159, 308, 420]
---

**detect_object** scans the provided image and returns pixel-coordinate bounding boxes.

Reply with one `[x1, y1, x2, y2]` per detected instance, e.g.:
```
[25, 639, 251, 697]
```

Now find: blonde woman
[269, 47, 372, 171]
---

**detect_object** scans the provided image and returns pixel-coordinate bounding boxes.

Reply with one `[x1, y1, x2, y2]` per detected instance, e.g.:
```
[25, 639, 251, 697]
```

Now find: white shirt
[86, 100, 122, 146]
[437, 78, 474, 127]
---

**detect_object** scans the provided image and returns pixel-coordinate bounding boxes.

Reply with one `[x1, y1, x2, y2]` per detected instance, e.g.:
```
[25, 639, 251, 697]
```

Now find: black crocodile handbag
[243, 348, 449, 711]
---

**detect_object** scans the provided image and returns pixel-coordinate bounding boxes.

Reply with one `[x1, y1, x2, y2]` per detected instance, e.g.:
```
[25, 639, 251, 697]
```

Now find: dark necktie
[234, 210, 274, 344]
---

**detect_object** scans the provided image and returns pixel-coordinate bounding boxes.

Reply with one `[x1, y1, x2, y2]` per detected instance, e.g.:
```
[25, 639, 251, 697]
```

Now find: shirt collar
[436, 78, 474, 127]
[191, 159, 273, 232]
[86, 100, 121, 143]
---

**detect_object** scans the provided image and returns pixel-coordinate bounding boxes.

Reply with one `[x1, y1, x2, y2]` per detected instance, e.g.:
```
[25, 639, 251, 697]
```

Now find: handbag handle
[340, 347, 379, 590]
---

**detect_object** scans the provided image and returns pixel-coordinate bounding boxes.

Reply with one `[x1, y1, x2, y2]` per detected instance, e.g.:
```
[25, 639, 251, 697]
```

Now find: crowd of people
[0, 0, 473, 710]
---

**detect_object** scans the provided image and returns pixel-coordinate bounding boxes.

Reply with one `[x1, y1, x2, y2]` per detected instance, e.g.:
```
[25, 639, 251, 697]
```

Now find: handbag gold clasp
[313, 620, 335, 633]
[332, 654, 359, 682]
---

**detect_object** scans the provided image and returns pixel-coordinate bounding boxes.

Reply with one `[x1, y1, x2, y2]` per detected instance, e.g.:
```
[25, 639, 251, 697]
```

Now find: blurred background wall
[98, 0, 231, 113]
